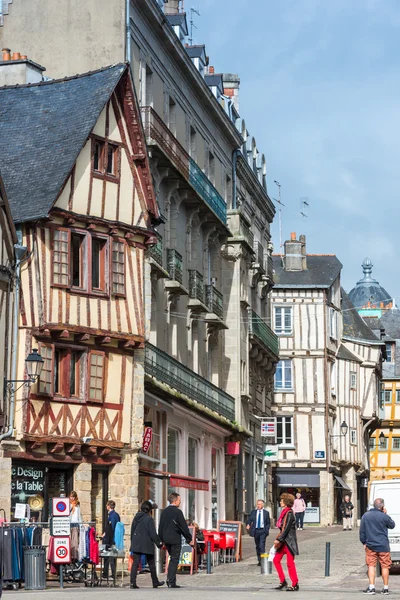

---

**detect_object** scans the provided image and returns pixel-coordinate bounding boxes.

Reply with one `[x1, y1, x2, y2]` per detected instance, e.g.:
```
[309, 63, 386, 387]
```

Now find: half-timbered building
[271, 233, 382, 525]
[0, 61, 158, 527]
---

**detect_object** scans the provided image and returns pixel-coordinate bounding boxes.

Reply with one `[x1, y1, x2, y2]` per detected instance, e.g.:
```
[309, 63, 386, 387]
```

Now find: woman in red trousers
[273, 493, 299, 592]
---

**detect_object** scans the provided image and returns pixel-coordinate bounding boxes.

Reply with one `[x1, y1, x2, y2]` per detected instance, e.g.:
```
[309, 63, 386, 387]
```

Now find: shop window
[350, 372, 357, 390]
[386, 342, 393, 362]
[276, 416, 293, 446]
[274, 307, 292, 335]
[92, 137, 120, 178]
[275, 360, 293, 391]
[188, 437, 197, 523]
[379, 436, 388, 451]
[369, 437, 376, 450]
[350, 428, 357, 445]
[52, 228, 111, 295]
[392, 438, 400, 451]
[211, 448, 218, 528]
[38, 345, 104, 402]
[167, 429, 179, 495]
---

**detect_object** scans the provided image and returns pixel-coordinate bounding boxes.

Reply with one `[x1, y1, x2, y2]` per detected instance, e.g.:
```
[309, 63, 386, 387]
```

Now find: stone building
[0, 0, 279, 523]
[271, 234, 382, 525]
[0, 60, 157, 530]
[349, 260, 400, 483]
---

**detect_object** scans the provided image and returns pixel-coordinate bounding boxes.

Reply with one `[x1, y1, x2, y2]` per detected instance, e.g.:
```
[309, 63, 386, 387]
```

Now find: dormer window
[92, 137, 120, 179]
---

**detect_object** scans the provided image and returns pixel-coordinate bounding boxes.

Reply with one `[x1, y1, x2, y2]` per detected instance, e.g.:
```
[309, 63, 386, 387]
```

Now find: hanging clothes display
[114, 521, 125, 550]
[0, 524, 44, 585]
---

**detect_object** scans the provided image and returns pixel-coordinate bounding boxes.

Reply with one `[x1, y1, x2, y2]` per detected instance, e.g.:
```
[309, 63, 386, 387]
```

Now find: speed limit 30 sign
[53, 537, 71, 564]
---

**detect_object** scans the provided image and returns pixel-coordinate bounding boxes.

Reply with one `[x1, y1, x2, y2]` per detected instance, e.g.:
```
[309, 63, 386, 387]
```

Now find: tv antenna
[189, 8, 200, 45]
[273, 180, 285, 264]
[300, 197, 309, 218]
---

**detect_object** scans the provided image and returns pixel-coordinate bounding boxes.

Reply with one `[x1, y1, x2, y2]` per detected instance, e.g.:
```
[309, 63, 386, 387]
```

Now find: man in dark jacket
[360, 498, 395, 595]
[246, 499, 270, 565]
[158, 492, 193, 588]
[130, 501, 164, 589]
[340, 494, 354, 531]
[102, 500, 120, 581]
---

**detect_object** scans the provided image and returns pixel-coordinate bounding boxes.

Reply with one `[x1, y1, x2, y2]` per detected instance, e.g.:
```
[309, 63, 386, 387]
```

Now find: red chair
[224, 533, 236, 563]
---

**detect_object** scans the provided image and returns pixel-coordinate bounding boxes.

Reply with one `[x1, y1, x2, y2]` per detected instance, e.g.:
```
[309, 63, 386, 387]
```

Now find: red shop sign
[142, 427, 153, 453]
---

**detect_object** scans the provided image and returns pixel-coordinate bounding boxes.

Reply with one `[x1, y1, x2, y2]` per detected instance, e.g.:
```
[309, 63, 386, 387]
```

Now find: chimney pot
[209, 66, 215, 74]
[290, 232, 296, 241]
[12, 52, 21, 60]
[20, 55, 28, 60]
[2, 48, 11, 61]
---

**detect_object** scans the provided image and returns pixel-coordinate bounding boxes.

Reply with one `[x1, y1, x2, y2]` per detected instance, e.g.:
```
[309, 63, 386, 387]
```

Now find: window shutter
[112, 240, 125, 296]
[88, 351, 105, 402]
[38, 345, 54, 395]
[52, 229, 70, 287]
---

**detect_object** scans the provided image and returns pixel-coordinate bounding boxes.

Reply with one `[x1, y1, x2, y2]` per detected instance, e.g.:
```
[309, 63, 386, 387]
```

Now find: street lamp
[330, 421, 348, 440]
[5, 348, 44, 391]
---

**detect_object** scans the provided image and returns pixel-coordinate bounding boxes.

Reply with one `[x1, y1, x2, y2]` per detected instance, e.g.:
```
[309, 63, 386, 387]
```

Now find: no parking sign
[52, 497, 70, 517]
[53, 537, 71, 564]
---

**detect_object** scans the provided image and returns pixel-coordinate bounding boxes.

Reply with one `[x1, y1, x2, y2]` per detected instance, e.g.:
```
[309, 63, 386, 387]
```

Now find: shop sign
[264, 445, 278, 462]
[261, 418, 276, 438]
[52, 497, 70, 517]
[304, 507, 320, 523]
[51, 516, 71, 537]
[169, 476, 209, 491]
[142, 427, 153, 453]
[53, 537, 71, 564]
[314, 450, 325, 459]
[11, 464, 45, 515]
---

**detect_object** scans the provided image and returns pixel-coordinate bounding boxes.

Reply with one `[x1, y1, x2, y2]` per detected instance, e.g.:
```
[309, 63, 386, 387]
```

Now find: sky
[192, 0, 399, 302]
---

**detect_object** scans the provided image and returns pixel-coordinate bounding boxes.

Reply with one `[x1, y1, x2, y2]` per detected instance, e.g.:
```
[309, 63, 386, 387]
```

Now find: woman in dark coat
[273, 493, 299, 592]
[130, 501, 164, 589]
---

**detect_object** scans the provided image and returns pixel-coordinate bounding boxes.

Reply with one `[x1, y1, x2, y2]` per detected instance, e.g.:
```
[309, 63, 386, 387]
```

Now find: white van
[369, 480, 400, 563]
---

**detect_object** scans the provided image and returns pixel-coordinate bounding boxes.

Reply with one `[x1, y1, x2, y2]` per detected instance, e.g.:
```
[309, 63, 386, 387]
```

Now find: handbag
[128, 554, 134, 572]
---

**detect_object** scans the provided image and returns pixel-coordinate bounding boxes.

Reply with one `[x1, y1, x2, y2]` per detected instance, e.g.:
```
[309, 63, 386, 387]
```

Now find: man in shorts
[360, 497, 395, 595]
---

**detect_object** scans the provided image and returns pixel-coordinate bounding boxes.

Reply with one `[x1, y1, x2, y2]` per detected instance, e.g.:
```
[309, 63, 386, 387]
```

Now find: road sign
[51, 516, 71, 537]
[314, 450, 325, 459]
[53, 537, 71, 564]
[52, 497, 70, 517]
[142, 426, 153, 453]
[264, 444, 278, 461]
[261, 418, 276, 438]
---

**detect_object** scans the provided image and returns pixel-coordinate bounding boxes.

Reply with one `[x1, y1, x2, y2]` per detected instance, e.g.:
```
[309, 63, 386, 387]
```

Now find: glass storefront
[188, 437, 197, 522]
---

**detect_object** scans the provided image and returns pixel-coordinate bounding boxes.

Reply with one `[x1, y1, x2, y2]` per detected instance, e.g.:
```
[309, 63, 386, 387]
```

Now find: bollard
[60, 565, 63, 589]
[325, 542, 331, 577]
[260, 553, 272, 575]
[207, 541, 212, 574]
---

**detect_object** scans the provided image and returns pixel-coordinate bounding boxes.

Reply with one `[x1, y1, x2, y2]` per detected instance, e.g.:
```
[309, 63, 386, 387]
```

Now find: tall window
[350, 428, 357, 445]
[145, 67, 153, 107]
[392, 438, 400, 451]
[208, 152, 215, 185]
[276, 416, 293, 445]
[329, 307, 337, 339]
[167, 429, 179, 495]
[386, 342, 393, 362]
[70, 231, 107, 293]
[396, 390, 400, 403]
[275, 360, 293, 390]
[168, 97, 176, 136]
[53, 229, 70, 287]
[350, 372, 357, 390]
[274, 307, 292, 335]
[225, 175, 232, 208]
[112, 240, 126, 296]
[88, 352, 105, 402]
[188, 438, 197, 522]
[189, 126, 197, 161]
[92, 138, 120, 178]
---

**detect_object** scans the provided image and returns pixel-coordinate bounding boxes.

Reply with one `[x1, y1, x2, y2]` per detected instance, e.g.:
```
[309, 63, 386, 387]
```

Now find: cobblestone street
[7, 527, 400, 598]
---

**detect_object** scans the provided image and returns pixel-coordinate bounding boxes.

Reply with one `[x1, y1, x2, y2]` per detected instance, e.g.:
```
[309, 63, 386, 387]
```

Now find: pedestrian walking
[102, 500, 120, 582]
[246, 499, 270, 565]
[360, 497, 395, 595]
[130, 500, 165, 589]
[293, 493, 306, 531]
[273, 493, 299, 592]
[158, 492, 194, 588]
[340, 494, 354, 531]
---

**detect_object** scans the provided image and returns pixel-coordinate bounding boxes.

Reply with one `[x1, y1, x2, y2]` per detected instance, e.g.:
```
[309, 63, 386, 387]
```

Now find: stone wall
[73, 462, 92, 522]
[0, 452, 11, 519]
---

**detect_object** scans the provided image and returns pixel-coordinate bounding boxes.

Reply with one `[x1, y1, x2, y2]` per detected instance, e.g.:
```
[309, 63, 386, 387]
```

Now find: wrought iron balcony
[145, 343, 236, 421]
[148, 233, 163, 267]
[249, 310, 279, 359]
[266, 255, 274, 280]
[167, 249, 183, 284]
[206, 284, 224, 319]
[188, 270, 205, 303]
[141, 106, 227, 224]
[240, 217, 254, 249]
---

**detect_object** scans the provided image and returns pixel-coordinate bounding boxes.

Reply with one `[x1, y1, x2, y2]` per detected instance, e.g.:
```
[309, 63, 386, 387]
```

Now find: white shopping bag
[268, 545, 276, 561]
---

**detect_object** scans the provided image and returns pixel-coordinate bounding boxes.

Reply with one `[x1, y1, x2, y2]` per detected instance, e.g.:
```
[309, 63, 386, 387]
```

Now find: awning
[139, 467, 209, 491]
[275, 469, 320, 488]
[334, 475, 352, 491]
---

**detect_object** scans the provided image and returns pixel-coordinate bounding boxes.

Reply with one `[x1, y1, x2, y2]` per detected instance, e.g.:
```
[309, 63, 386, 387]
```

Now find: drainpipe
[125, 0, 131, 63]
[323, 291, 331, 525]
[0, 241, 28, 441]
[232, 149, 239, 210]
[362, 417, 375, 473]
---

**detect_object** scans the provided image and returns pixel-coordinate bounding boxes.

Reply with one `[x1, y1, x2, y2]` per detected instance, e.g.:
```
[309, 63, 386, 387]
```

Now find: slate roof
[337, 344, 362, 363]
[272, 255, 342, 288]
[185, 45, 206, 59]
[341, 289, 380, 343]
[166, 13, 188, 35]
[348, 258, 392, 308]
[0, 63, 127, 223]
[204, 74, 224, 90]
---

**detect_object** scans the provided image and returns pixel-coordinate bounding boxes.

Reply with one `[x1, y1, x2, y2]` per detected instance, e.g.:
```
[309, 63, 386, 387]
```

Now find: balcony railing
[141, 106, 227, 224]
[240, 217, 254, 249]
[188, 270, 204, 303]
[167, 249, 183, 284]
[266, 255, 274, 280]
[206, 284, 224, 319]
[253, 241, 264, 268]
[145, 343, 236, 421]
[249, 310, 279, 358]
[148, 233, 163, 267]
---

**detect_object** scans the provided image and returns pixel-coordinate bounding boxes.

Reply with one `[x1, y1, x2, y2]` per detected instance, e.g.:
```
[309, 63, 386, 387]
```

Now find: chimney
[222, 73, 240, 111]
[0, 50, 46, 86]
[164, 0, 181, 15]
[208, 66, 215, 74]
[284, 232, 307, 271]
